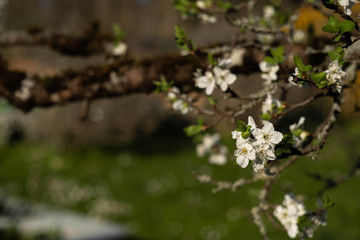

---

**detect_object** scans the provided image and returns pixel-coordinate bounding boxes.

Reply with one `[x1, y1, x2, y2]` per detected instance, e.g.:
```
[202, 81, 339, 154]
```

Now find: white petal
[263, 121, 274, 133]
[248, 116, 257, 129]
[218, 81, 228, 92]
[205, 81, 215, 95]
[196, 76, 210, 88]
[252, 129, 263, 141]
[225, 73, 237, 84]
[271, 131, 283, 144]
[236, 156, 249, 168]
[213, 67, 222, 77]
[259, 61, 269, 72]
[266, 149, 276, 160]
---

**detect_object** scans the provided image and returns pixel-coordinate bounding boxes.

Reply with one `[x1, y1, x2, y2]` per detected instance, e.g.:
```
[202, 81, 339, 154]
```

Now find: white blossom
[230, 48, 246, 67]
[196, 133, 228, 165]
[288, 67, 301, 86]
[112, 42, 127, 56]
[232, 116, 283, 171]
[325, 60, 348, 93]
[256, 143, 276, 162]
[234, 142, 256, 168]
[274, 193, 306, 239]
[167, 87, 192, 114]
[172, 99, 192, 115]
[218, 58, 232, 68]
[15, 78, 35, 101]
[198, 13, 217, 24]
[213, 67, 237, 92]
[338, 0, 358, 15]
[257, 33, 275, 44]
[252, 121, 283, 147]
[209, 145, 228, 165]
[263, 5, 276, 20]
[196, 0, 207, 9]
[293, 30, 308, 43]
[167, 87, 180, 100]
[261, 93, 281, 115]
[259, 61, 279, 84]
[195, 71, 216, 95]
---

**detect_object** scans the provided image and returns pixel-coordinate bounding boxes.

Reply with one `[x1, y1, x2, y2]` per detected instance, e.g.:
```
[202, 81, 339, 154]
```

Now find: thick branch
[0, 54, 200, 112]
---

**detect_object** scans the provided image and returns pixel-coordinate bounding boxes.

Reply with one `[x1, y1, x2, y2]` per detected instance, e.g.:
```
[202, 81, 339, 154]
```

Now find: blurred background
[0, 0, 360, 239]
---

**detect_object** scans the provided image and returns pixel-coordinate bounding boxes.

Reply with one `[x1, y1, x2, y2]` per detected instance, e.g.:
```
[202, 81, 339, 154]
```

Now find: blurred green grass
[0, 118, 359, 240]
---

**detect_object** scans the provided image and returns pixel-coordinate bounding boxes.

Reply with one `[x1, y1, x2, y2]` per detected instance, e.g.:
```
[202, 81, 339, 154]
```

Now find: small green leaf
[334, 33, 342, 42]
[312, 71, 326, 81]
[241, 131, 250, 139]
[322, 15, 341, 33]
[294, 55, 305, 72]
[328, 46, 344, 62]
[236, 120, 247, 132]
[207, 96, 217, 106]
[264, 56, 276, 64]
[340, 20, 356, 34]
[312, 71, 327, 89]
[184, 125, 203, 136]
[207, 53, 217, 66]
[260, 113, 272, 121]
[113, 24, 126, 45]
[216, 1, 232, 9]
[198, 117, 204, 126]
[270, 46, 285, 63]
[153, 75, 173, 92]
[304, 65, 312, 72]
[284, 134, 295, 144]
[298, 214, 308, 224]
[175, 25, 196, 52]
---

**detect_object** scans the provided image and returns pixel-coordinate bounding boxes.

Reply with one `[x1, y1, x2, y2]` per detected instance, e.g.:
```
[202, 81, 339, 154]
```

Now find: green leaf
[312, 71, 326, 83]
[260, 113, 272, 121]
[207, 53, 217, 66]
[282, 134, 294, 143]
[340, 20, 356, 34]
[216, 1, 232, 9]
[264, 56, 276, 64]
[322, 15, 341, 33]
[241, 131, 250, 139]
[174, 25, 196, 52]
[184, 125, 203, 136]
[207, 96, 217, 106]
[112, 24, 126, 45]
[236, 120, 247, 132]
[270, 46, 285, 63]
[304, 65, 312, 72]
[328, 46, 344, 62]
[153, 75, 173, 92]
[294, 55, 305, 72]
[334, 33, 342, 42]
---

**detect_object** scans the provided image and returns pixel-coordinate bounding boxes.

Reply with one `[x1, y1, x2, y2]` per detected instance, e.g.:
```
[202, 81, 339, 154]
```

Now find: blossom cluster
[287, 67, 302, 87]
[289, 117, 309, 148]
[260, 94, 284, 121]
[15, 78, 35, 101]
[338, 0, 358, 15]
[259, 61, 280, 85]
[232, 116, 283, 172]
[273, 193, 306, 238]
[107, 42, 127, 56]
[167, 87, 193, 115]
[194, 66, 237, 95]
[196, 0, 217, 23]
[196, 133, 228, 165]
[325, 60, 348, 93]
